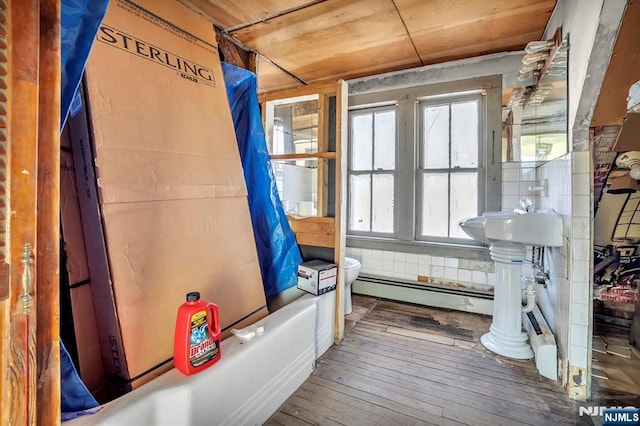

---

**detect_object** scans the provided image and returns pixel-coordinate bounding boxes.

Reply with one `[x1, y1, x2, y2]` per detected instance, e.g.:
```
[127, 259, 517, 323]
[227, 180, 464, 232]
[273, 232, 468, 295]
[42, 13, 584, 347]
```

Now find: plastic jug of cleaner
[173, 291, 221, 375]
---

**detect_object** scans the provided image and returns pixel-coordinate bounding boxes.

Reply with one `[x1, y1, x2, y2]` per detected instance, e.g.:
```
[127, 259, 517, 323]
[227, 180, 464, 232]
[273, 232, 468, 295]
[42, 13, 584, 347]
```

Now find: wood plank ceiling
[182, 0, 556, 92]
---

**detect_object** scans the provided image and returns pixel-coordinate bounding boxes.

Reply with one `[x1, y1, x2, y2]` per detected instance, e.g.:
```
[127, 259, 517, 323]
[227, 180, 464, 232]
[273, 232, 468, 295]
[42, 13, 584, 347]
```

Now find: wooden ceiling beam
[215, 26, 253, 70]
[226, 0, 326, 32]
[390, 0, 424, 66]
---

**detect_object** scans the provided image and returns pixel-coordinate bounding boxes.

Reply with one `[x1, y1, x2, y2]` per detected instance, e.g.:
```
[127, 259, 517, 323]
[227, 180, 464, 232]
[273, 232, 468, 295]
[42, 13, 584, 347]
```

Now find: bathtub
[68, 291, 336, 425]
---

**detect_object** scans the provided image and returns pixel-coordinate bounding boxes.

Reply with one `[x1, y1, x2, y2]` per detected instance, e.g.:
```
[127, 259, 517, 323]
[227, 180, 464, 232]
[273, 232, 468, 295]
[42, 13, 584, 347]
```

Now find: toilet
[343, 257, 361, 315]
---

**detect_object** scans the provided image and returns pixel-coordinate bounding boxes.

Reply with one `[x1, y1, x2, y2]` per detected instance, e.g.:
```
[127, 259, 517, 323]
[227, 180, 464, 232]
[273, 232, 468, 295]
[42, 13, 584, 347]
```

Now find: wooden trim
[288, 215, 334, 232]
[0, 0, 9, 417]
[294, 233, 334, 248]
[36, 0, 61, 424]
[6, 0, 40, 424]
[288, 216, 335, 248]
[258, 80, 339, 104]
[0, 0, 9, 302]
[316, 93, 329, 216]
[333, 80, 348, 343]
[269, 152, 336, 160]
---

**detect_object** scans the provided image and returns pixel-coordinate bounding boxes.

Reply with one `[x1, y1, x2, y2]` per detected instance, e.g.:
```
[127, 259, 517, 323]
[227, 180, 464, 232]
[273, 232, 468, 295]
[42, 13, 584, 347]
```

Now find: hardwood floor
[266, 295, 595, 426]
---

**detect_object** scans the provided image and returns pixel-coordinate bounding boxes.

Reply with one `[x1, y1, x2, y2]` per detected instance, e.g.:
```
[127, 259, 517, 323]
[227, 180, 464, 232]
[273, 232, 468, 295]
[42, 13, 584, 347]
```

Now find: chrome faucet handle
[518, 197, 534, 213]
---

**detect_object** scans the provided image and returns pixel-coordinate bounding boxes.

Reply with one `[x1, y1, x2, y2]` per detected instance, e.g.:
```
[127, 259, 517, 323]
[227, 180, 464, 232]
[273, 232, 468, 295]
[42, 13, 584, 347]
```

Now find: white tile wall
[501, 162, 540, 210]
[535, 151, 593, 375]
[345, 247, 495, 292]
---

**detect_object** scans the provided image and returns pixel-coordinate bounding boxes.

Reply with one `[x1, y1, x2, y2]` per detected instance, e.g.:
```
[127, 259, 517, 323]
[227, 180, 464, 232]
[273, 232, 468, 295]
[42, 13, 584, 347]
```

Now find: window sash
[415, 93, 484, 242]
[348, 80, 501, 248]
[347, 105, 397, 237]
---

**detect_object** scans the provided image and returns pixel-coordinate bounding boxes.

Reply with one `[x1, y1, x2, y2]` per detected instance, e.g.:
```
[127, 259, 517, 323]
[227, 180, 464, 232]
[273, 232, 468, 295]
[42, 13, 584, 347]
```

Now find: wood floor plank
[356, 319, 545, 376]
[268, 297, 585, 426]
[312, 361, 446, 418]
[320, 351, 579, 425]
[296, 382, 406, 425]
[265, 411, 314, 425]
[363, 309, 477, 342]
[306, 375, 449, 426]
[355, 320, 539, 373]
[314, 360, 532, 426]
[279, 396, 348, 426]
[345, 328, 558, 390]
[326, 345, 576, 413]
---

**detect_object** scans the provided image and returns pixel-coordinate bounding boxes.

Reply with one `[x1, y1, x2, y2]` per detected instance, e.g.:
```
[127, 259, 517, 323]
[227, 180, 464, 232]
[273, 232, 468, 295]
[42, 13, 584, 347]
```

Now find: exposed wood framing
[36, 0, 61, 424]
[260, 80, 347, 343]
[5, 0, 40, 424]
[334, 80, 348, 344]
[0, 0, 8, 303]
[288, 217, 335, 248]
[270, 152, 336, 160]
[214, 26, 254, 71]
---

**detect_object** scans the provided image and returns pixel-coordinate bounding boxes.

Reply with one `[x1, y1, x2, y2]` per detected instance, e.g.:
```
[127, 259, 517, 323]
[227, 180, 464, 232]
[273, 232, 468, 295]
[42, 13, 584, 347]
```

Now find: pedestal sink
[459, 210, 563, 359]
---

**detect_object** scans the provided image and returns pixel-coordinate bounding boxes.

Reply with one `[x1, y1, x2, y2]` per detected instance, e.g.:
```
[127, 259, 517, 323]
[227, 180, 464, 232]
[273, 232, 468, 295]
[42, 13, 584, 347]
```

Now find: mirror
[503, 35, 568, 163]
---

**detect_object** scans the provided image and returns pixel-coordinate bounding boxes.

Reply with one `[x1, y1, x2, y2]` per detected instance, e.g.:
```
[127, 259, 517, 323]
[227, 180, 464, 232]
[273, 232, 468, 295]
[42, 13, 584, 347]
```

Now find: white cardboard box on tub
[297, 260, 337, 295]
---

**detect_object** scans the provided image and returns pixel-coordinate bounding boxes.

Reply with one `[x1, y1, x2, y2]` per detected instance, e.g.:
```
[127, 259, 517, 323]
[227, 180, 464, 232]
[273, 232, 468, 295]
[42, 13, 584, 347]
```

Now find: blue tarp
[60, 339, 100, 421]
[61, 0, 109, 128]
[61, 0, 108, 420]
[222, 63, 302, 298]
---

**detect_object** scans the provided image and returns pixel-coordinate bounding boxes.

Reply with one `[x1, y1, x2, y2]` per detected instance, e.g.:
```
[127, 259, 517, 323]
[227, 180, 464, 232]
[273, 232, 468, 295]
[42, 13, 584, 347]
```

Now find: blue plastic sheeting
[222, 63, 302, 298]
[61, 338, 100, 421]
[61, 0, 109, 128]
[61, 0, 107, 420]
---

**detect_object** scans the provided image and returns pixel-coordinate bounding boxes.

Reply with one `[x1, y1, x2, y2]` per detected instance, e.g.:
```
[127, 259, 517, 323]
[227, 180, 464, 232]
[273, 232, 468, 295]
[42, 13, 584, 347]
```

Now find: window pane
[451, 101, 478, 168]
[423, 105, 450, 169]
[271, 160, 318, 217]
[450, 172, 478, 238]
[421, 173, 448, 237]
[374, 110, 395, 170]
[272, 98, 318, 155]
[351, 114, 373, 171]
[349, 174, 371, 231]
[372, 174, 394, 233]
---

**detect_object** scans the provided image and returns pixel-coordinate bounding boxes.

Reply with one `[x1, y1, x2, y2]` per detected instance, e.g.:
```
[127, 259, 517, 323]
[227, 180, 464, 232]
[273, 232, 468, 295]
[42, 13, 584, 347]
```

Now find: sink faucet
[517, 197, 534, 213]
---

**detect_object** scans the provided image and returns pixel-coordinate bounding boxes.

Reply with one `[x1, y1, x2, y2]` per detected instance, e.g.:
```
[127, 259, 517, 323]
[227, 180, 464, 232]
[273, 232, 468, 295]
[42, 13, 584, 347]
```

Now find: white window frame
[416, 92, 485, 244]
[346, 76, 502, 259]
[347, 105, 398, 238]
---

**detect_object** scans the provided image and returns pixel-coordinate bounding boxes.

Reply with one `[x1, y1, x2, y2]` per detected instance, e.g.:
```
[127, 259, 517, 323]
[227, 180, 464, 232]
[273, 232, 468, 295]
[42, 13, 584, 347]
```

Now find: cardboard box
[60, 127, 107, 401]
[67, 0, 268, 396]
[297, 260, 337, 295]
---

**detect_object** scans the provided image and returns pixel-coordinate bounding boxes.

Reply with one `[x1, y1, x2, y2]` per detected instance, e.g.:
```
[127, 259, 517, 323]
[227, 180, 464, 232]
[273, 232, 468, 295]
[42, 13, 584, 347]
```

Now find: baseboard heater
[352, 275, 494, 316]
[523, 305, 558, 381]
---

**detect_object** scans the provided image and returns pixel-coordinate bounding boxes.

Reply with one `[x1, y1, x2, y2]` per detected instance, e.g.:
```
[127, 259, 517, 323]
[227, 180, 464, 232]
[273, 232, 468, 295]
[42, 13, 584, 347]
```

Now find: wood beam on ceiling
[256, 53, 308, 86]
[214, 25, 307, 86]
[225, 0, 327, 32]
[231, 0, 420, 83]
[390, 0, 424, 66]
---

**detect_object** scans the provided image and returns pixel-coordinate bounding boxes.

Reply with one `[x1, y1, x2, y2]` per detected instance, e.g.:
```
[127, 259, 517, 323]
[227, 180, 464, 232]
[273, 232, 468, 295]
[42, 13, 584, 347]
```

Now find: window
[418, 95, 482, 241]
[347, 77, 501, 250]
[348, 107, 396, 235]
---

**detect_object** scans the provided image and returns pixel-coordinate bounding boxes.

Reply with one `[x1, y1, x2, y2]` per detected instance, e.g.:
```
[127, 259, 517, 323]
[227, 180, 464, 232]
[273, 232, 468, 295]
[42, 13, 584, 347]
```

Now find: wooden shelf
[270, 152, 336, 161]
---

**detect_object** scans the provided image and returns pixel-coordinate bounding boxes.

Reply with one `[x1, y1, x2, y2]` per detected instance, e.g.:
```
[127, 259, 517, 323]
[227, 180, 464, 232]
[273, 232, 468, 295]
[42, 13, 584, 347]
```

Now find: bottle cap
[186, 292, 200, 302]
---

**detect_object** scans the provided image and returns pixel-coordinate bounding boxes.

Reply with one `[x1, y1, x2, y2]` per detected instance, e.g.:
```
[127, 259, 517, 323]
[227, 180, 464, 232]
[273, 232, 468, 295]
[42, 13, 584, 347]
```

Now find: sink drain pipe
[521, 275, 536, 313]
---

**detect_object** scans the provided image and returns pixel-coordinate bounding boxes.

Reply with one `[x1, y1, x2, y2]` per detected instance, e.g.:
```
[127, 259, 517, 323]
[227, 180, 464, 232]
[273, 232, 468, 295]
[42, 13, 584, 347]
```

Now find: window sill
[346, 235, 491, 261]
